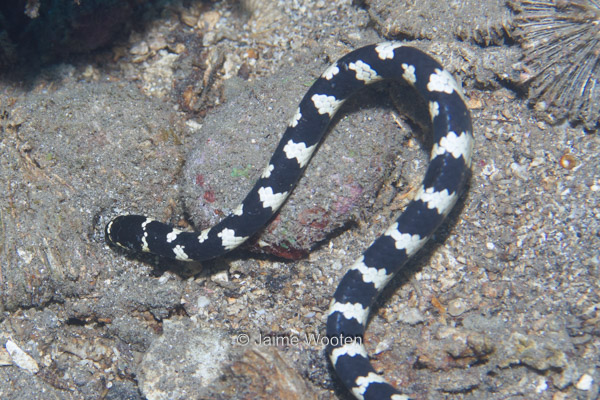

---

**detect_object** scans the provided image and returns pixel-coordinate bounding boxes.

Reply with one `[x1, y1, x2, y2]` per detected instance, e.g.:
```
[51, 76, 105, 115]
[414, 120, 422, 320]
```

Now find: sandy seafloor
[0, 0, 599, 399]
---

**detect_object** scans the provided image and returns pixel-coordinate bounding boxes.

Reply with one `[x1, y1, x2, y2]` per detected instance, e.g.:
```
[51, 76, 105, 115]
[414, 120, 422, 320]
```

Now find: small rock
[171, 43, 186, 54]
[197, 296, 210, 308]
[198, 10, 220, 30]
[5, 340, 39, 374]
[211, 270, 229, 283]
[130, 41, 149, 55]
[510, 162, 529, 180]
[148, 35, 168, 52]
[397, 307, 426, 325]
[16, 248, 33, 264]
[374, 339, 392, 355]
[575, 373, 593, 391]
[180, 12, 198, 27]
[139, 318, 230, 400]
[225, 347, 318, 400]
[447, 298, 469, 317]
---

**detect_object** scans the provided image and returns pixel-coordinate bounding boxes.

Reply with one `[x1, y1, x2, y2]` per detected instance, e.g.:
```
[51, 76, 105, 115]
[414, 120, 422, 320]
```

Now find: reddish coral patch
[203, 190, 216, 203]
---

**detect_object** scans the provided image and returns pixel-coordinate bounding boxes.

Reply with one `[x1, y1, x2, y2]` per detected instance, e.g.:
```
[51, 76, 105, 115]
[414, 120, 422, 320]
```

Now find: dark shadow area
[0, 0, 200, 79]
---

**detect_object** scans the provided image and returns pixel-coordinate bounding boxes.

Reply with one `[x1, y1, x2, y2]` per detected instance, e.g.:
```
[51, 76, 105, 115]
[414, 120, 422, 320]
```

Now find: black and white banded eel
[106, 42, 473, 400]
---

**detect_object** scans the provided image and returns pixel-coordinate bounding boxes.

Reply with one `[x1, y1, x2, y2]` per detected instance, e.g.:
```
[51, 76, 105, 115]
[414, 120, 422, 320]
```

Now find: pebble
[197, 296, 210, 308]
[130, 41, 149, 55]
[16, 248, 34, 264]
[575, 373, 593, 391]
[148, 35, 167, 52]
[212, 270, 229, 283]
[447, 298, 469, 317]
[374, 339, 392, 355]
[180, 12, 198, 27]
[397, 307, 425, 325]
[5, 340, 39, 374]
[198, 10, 221, 30]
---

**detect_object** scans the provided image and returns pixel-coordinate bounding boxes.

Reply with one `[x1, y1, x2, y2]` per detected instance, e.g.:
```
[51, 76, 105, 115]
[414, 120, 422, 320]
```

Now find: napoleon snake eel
[106, 42, 473, 400]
